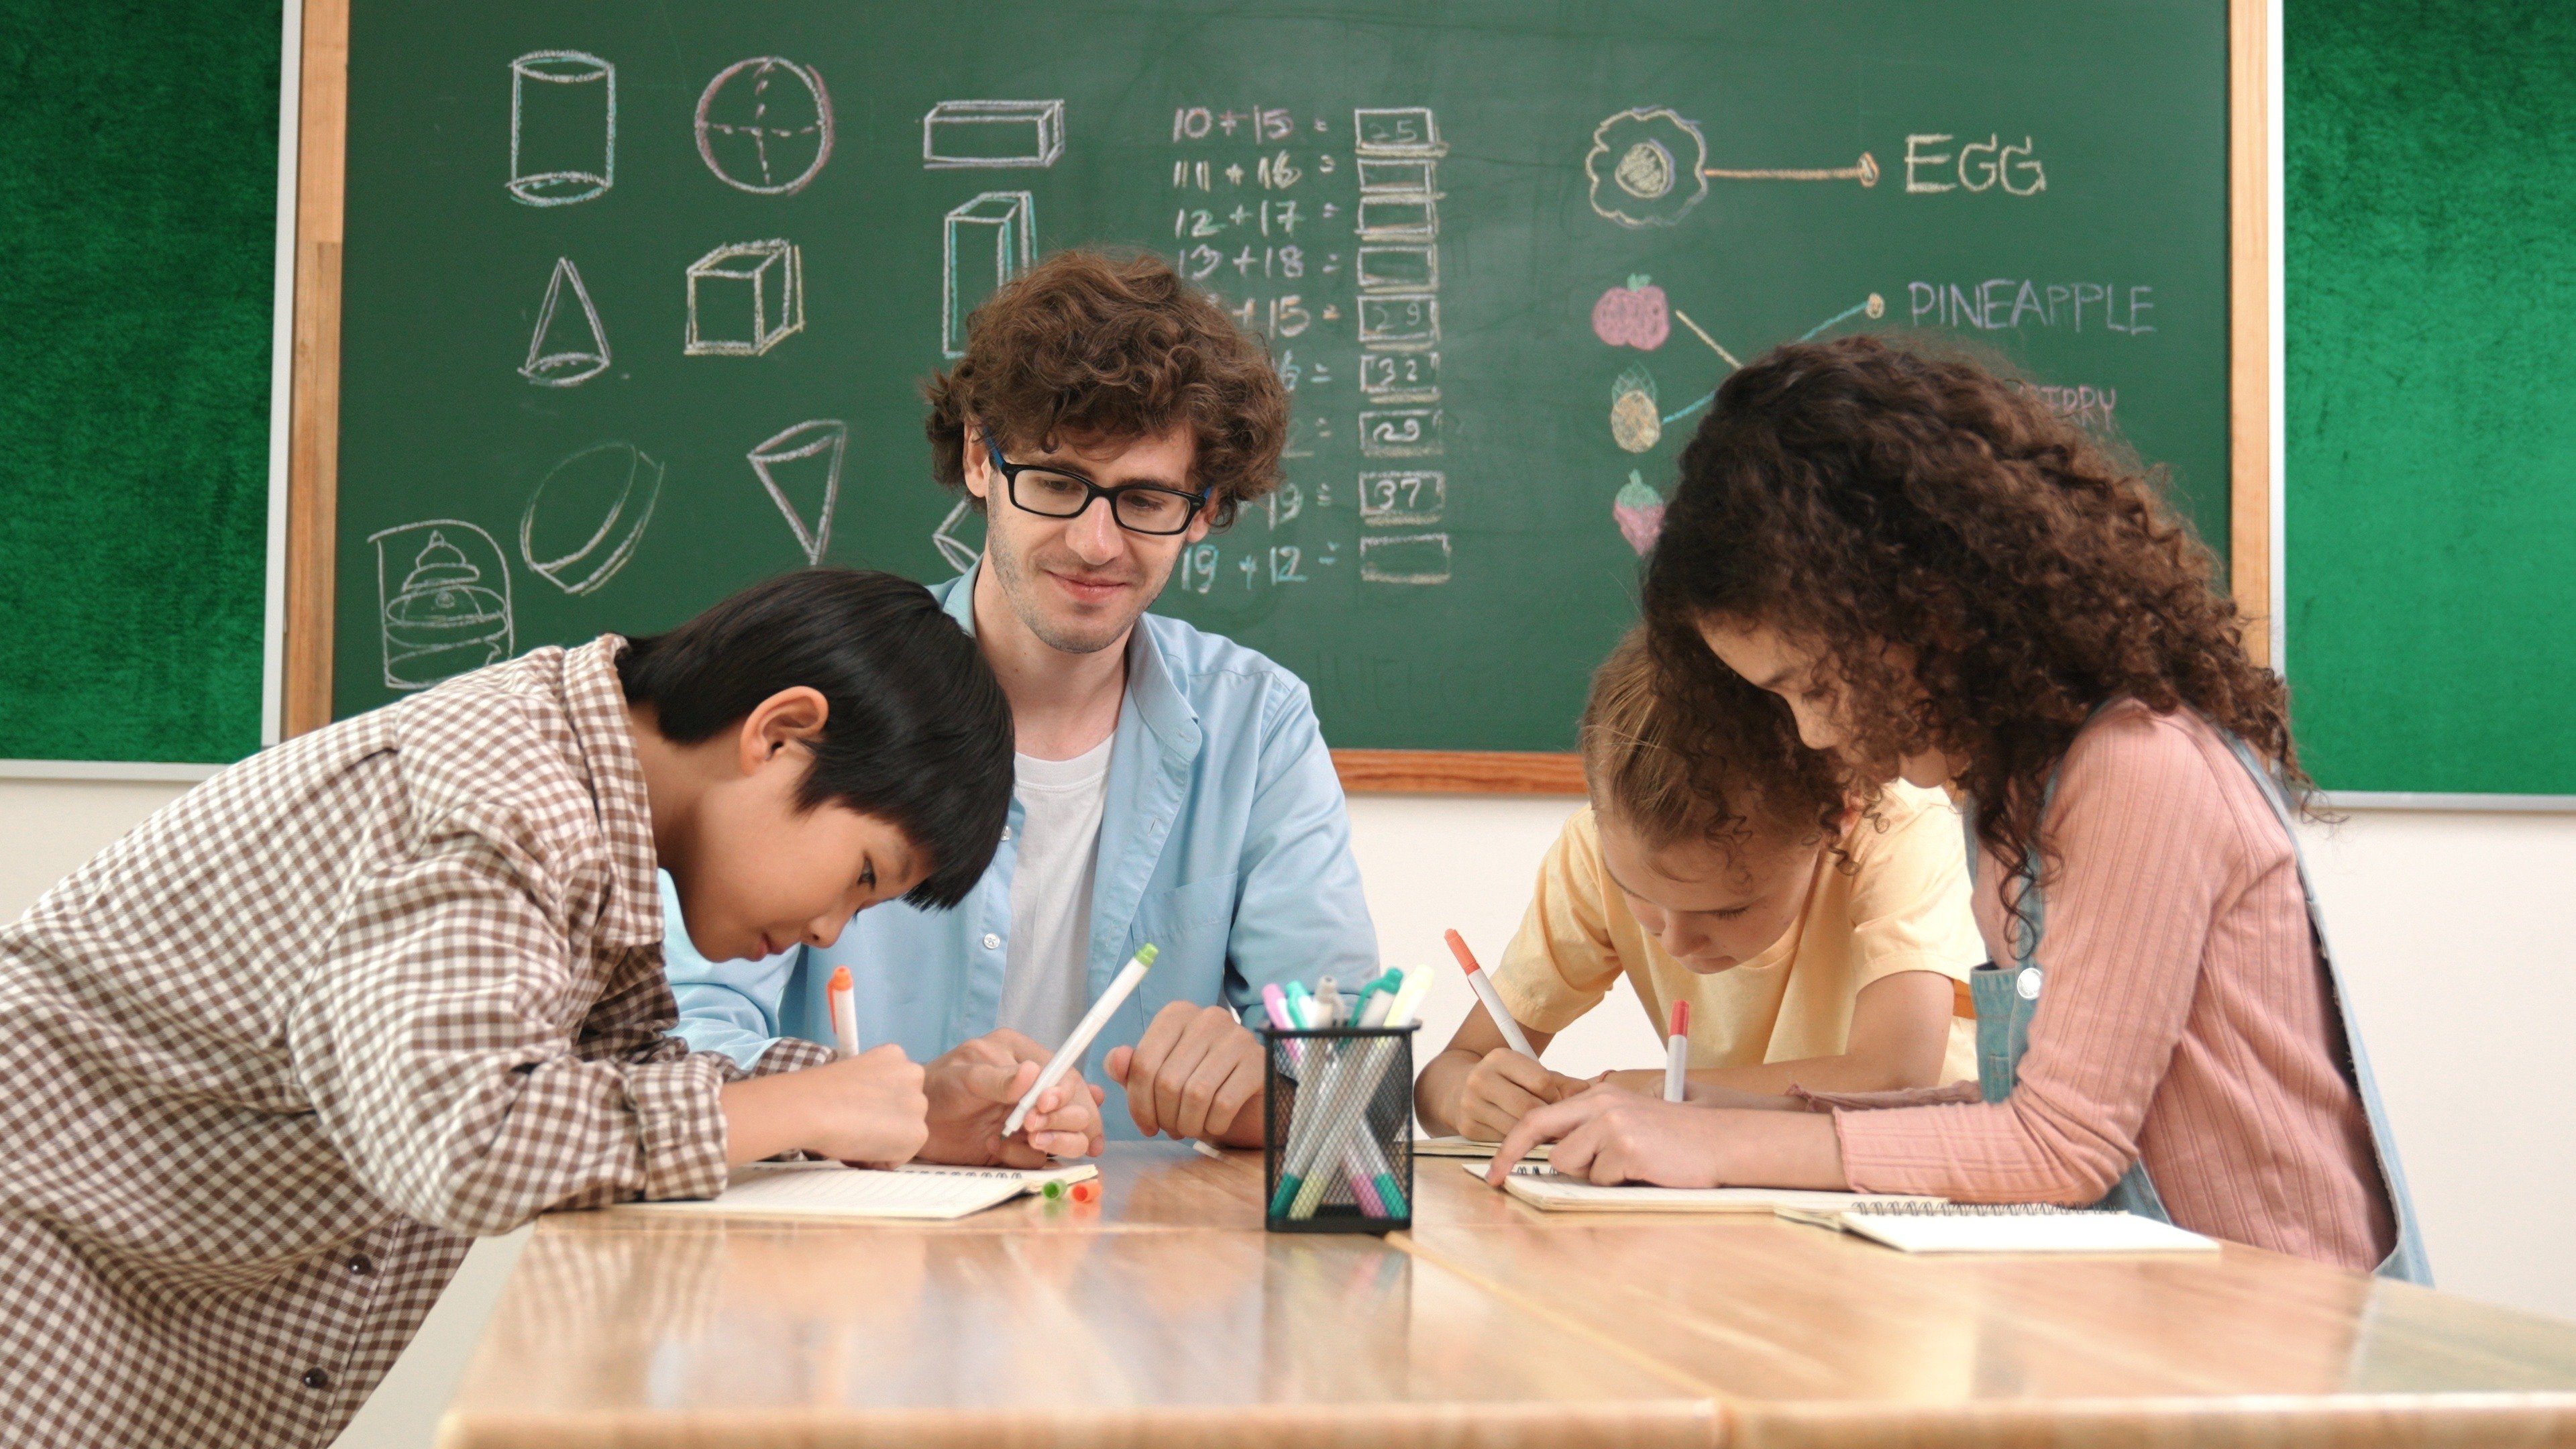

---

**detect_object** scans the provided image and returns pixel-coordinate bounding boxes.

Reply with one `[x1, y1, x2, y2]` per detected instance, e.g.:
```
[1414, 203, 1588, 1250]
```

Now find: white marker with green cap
[1003, 943, 1158, 1138]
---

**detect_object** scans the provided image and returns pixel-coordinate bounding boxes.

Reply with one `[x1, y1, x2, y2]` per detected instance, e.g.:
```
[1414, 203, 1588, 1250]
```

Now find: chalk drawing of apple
[1614, 470, 1666, 555]
[1591, 274, 1670, 350]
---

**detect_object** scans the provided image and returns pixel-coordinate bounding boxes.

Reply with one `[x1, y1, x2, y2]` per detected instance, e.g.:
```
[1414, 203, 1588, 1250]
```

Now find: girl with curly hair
[1489, 336, 2424, 1279]
[1416, 628, 1985, 1144]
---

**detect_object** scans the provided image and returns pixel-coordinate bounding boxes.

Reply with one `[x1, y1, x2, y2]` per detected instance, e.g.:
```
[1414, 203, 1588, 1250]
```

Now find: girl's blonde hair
[1578, 627, 1843, 855]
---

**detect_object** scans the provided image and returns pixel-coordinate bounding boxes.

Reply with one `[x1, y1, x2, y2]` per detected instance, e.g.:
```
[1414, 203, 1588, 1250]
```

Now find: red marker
[1663, 999, 1691, 1102]
[1445, 929, 1538, 1059]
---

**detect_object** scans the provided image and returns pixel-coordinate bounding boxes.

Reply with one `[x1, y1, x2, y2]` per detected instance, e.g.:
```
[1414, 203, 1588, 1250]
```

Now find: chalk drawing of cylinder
[509, 51, 616, 207]
[943, 192, 1034, 358]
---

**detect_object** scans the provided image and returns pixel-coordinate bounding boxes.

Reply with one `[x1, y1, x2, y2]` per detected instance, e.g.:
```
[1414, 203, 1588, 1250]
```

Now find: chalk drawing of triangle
[521, 257, 612, 386]
[747, 419, 847, 564]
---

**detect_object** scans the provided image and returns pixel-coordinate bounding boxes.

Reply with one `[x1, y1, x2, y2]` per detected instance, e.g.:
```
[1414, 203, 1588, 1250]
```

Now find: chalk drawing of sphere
[696, 57, 835, 195]
[1585, 108, 1710, 228]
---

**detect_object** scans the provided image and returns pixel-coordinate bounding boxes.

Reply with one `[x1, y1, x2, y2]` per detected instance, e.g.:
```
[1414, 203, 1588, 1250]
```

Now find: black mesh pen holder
[1261, 1025, 1417, 1234]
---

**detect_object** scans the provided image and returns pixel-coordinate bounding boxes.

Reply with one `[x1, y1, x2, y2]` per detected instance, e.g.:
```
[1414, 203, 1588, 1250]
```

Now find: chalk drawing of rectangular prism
[1358, 470, 1446, 526]
[686, 240, 803, 357]
[1356, 194, 1438, 241]
[923, 99, 1066, 168]
[1358, 407, 1443, 458]
[1358, 350, 1440, 403]
[1352, 107, 1445, 156]
[1356, 244, 1438, 293]
[1357, 294, 1440, 350]
[945, 191, 1036, 358]
[1359, 532, 1451, 585]
[1355, 158, 1437, 194]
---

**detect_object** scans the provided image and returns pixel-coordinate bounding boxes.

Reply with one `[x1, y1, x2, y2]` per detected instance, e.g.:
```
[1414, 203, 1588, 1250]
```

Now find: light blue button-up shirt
[658, 561, 1379, 1136]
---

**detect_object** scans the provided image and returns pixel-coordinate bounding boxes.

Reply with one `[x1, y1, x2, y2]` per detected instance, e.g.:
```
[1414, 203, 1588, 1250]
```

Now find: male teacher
[661, 248, 1378, 1155]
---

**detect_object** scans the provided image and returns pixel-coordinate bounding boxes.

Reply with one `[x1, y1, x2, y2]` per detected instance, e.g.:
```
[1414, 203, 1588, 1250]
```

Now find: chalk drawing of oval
[519, 441, 663, 596]
[696, 58, 835, 196]
[1585, 108, 1709, 228]
[1610, 363, 1662, 453]
[371, 521, 513, 691]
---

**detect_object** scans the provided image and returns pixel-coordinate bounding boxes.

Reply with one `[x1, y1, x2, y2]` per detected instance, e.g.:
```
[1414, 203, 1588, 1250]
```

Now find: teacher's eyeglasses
[983, 435, 1210, 537]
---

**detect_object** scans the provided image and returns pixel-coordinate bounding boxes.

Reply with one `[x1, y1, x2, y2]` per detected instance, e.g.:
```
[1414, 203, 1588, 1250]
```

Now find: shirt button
[982, 933, 1002, 950]
[302, 1368, 331, 1391]
[1001, 826, 1014, 842]
[346, 1254, 374, 1277]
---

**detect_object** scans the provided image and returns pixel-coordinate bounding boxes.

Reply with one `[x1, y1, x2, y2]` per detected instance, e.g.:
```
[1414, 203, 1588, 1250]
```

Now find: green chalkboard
[335, 0, 2232, 751]
[2286, 1, 2576, 797]
[0, 0, 278, 764]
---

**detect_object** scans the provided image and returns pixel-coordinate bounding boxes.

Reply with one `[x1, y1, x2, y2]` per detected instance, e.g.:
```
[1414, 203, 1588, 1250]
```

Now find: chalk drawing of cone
[520, 258, 612, 386]
[508, 51, 616, 207]
[1610, 363, 1662, 453]
[747, 420, 847, 564]
[371, 521, 513, 691]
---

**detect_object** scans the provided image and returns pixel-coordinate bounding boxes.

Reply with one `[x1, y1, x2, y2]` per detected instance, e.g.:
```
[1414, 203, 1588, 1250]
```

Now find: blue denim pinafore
[1966, 729, 2430, 1283]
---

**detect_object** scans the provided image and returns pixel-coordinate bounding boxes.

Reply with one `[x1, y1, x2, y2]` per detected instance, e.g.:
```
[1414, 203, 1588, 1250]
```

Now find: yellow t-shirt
[1489, 782, 1982, 1085]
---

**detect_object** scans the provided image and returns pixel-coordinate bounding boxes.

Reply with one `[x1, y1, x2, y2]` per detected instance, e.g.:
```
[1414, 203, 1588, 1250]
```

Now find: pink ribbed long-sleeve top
[1832, 702, 2397, 1272]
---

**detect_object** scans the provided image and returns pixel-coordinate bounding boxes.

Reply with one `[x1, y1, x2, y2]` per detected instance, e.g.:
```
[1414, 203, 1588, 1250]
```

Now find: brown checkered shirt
[0, 637, 832, 1448]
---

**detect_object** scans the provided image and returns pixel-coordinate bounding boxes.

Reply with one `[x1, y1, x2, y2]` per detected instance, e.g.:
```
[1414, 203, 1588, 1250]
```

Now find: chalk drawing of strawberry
[1591, 274, 1671, 350]
[1614, 470, 1666, 555]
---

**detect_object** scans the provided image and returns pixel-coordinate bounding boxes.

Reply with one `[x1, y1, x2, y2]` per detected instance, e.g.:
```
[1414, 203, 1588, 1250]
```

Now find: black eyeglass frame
[980, 433, 1218, 537]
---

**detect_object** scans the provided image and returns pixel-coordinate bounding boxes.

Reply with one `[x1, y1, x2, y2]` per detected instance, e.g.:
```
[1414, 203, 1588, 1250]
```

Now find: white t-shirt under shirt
[996, 733, 1115, 1047]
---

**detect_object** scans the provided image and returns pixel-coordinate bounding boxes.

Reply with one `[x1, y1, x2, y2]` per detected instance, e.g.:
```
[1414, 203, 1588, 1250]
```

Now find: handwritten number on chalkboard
[1179, 543, 1220, 595]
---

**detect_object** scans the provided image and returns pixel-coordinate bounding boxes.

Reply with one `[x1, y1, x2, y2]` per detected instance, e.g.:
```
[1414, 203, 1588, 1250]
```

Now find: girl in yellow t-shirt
[1415, 629, 1982, 1143]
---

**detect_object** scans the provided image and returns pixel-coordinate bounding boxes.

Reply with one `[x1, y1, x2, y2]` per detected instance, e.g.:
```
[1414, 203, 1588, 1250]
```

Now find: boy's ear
[736, 686, 830, 777]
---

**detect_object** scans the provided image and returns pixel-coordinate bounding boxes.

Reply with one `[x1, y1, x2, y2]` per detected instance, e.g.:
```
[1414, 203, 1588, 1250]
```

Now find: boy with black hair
[665, 248, 1381, 1152]
[0, 569, 1069, 1449]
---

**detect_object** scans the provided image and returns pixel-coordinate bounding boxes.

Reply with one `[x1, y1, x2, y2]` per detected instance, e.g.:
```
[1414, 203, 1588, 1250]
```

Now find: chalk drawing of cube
[686, 240, 803, 357]
[922, 99, 1065, 168]
[944, 192, 1035, 358]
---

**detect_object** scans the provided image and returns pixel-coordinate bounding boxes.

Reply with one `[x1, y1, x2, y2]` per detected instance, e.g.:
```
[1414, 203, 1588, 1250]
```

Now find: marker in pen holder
[1260, 1024, 1417, 1234]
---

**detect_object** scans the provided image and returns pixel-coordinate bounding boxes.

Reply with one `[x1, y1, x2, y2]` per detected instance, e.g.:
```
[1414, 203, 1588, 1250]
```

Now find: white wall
[3, 780, 2571, 1448]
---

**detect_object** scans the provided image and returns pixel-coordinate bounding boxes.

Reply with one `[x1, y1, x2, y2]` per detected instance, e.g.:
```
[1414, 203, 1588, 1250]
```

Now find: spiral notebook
[612, 1161, 1099, 1222]
[1776, 1200, 2222, 1254]
[1472, 1161, 1938, 1215]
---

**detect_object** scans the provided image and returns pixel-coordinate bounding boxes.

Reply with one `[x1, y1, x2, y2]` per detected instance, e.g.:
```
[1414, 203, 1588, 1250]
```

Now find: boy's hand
[722, 1042, 928, 1167]
[1104, 1002, 1265, 1144]
[1452, 1047, 1595, 1142]
[918, 1030, 1107, 1167]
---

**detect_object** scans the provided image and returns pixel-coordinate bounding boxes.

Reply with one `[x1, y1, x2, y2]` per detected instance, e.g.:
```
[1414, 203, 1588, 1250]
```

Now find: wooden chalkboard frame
[281, 0, 2273, 795]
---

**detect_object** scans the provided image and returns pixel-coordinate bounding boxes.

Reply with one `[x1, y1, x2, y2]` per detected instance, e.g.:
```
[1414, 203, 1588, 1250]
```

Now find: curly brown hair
[1580, 627, 1847, 859]
[922, 248, 1287, 521]
[1640, 333, 2299, 898]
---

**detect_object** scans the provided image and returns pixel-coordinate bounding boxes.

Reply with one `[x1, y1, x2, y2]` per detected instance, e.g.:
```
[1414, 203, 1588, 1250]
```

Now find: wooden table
[438, 1142, 2576, 1447]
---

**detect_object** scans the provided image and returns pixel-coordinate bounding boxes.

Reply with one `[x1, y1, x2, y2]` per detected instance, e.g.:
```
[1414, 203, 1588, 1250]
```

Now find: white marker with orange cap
[1444, 928, 1538, 1060]
[1663, 998, 1691, 1102]
[826, 966, 860, 1059]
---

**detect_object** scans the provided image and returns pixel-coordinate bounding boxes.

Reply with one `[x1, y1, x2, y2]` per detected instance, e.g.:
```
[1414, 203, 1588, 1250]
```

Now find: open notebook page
[613, 1161, 1099, 1222]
